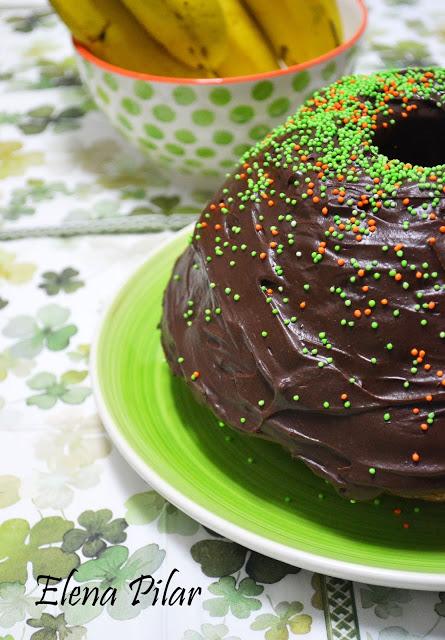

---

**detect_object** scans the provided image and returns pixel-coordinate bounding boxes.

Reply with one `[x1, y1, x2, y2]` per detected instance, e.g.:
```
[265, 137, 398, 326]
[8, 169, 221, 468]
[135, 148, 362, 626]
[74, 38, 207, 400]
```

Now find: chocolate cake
[161, 68, 445, 500]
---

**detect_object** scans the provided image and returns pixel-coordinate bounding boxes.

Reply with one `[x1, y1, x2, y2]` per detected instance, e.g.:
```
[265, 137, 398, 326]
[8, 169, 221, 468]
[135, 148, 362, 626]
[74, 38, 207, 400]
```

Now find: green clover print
[26, 371, 91, 409]
[435, 592, 445, 616]
[0, 475, 20, 509]
[204, 577, 263, 619]
[27, 613, 86, 640]
[3, 304, 77, 358]
[0, 582, 45, 629]
[191, 537, 299, 583]
[0, 517, 79, 584]
[378, 628, 413, 640]
[360, 586, 412, 619]
[183, 623, 241, 640]
[63, 544, 165, 625]
[125, 491, 199, 536]
[39, 268, 84, 296]
[251, 601, 312, 639]
[62, 509, 128, 558]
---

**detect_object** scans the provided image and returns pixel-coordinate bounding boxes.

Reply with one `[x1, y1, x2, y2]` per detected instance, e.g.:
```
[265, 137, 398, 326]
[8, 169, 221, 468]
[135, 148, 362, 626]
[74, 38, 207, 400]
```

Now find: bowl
[74, 0, 367, 188]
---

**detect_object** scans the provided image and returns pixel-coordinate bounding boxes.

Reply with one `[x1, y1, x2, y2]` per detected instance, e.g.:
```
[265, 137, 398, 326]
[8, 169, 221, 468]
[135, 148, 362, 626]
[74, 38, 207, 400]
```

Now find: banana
[217, 0, 278, 77]
[49, 0, 203, 76]
[121, 0, 228, 72]
[319, 0, 343, 48]
[242, 0, 343, 66]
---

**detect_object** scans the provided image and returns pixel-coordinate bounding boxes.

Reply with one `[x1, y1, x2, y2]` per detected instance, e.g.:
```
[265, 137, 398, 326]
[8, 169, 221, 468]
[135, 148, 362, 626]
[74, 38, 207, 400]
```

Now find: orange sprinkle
[259, 252, 267, 260]
[362, 285, 369, 292]
[381, 298, 388, 305]
[269, 242, 277, 249]
[440, 226, 445, 234]
[321, 206, 328, 216]
[426, 394, 433, 402]
[214, 223, 222, 230]
[437, 370, 444, 377]
[420, 423, 428, 432]
[412, 407, 420, 414]
[255, 224, 263, 231]
[412, 452, 420, 463]
[428, 237, 436, 245]
[337, 258, 345, 266]
[267, 200, 274, 207]
[353, 309, 362, 318]
[299, 301, 306, 309]
[341, 393, 348, 400]
[271, 228, 279, 236]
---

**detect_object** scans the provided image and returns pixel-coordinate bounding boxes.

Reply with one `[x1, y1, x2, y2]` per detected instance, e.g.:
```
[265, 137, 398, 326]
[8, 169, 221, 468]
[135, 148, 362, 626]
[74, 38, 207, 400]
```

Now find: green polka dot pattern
[152, 105, 176, 122]
[252, 81, 274, 101]
[144, 123, 164, 139]
[175, 129, 197, 144]
[192, 109, 215, 126]
[121, 97, 141, 115]
[213, 130, 234, 145]
[134, 80, 154, 100]
[173, 86, 197, 105]
[209, 87, 231, 106]
[79, 39, 361, 181]
[230, 105, 254, 124]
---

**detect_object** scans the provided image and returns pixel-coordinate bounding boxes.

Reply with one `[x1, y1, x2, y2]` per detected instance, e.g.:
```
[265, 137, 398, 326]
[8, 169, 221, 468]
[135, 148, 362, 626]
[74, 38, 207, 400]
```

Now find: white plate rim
[91, 225, 443, 591]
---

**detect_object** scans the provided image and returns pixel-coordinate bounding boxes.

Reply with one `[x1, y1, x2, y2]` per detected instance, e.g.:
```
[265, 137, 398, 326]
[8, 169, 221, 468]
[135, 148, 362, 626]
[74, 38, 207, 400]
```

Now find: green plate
[92, 227, 445, 590]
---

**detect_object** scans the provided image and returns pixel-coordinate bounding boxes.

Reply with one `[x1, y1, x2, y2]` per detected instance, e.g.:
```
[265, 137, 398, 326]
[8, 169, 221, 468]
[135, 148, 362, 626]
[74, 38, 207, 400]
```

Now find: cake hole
[373, 100, 445, 166]
[260, 279, 278, 293]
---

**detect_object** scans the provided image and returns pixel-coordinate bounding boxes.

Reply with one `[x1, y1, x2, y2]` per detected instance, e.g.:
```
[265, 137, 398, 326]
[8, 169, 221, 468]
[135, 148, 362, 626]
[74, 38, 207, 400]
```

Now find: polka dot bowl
[74, 0, 367, 187]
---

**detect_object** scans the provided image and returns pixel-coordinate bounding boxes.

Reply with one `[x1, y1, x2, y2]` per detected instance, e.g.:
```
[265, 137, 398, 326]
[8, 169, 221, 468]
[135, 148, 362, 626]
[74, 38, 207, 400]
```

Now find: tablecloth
[1, 1, 445, 638]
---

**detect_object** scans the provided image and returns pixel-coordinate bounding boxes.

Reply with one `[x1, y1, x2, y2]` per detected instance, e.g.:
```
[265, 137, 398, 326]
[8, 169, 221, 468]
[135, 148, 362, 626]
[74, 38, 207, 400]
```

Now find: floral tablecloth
[2, 1, 445, 639]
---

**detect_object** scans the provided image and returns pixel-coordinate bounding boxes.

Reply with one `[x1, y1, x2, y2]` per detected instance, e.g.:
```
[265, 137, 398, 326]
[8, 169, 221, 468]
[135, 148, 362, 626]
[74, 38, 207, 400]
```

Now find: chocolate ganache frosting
[161, 68, 445, 500]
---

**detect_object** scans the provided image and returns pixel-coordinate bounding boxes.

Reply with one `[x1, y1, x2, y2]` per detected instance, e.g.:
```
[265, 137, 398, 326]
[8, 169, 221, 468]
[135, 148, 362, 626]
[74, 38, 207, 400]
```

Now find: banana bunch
[50, 0, 343, 78]
[49, 0, 204, 76]
[243, 0, 343, 67]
